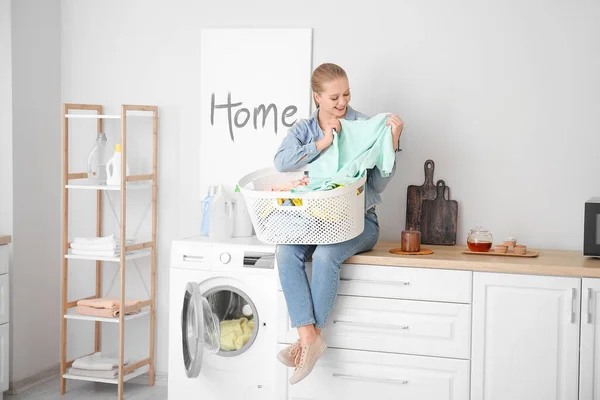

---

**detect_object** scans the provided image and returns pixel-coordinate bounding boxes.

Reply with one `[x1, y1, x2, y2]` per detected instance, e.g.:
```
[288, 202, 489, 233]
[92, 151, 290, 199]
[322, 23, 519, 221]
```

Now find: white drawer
[0, 245, 7, 275]
[278, 263, 472, 303]
[0, 275, 7, 325]
[338, 263, 472, 303]
[277, 347, 470, 400]
[170, 243, 212, 271]
[0, 323, 8, 392]
[277, 292, 471, 359]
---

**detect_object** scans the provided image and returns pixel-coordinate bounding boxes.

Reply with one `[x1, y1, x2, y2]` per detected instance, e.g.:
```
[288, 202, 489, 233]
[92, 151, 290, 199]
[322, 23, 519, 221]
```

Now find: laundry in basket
[238, 113, 394, 245]
[238, 168, 366, 245]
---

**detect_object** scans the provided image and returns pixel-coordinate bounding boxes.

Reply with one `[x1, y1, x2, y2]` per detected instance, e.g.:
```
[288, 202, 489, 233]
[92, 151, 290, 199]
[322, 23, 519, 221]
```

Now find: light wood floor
[5, 378, 167, 399]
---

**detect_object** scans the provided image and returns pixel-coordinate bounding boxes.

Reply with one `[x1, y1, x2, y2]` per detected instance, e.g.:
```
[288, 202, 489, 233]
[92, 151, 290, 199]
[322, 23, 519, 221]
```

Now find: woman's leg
[276, 244, 317, 343]
[311, 212, 380, 330]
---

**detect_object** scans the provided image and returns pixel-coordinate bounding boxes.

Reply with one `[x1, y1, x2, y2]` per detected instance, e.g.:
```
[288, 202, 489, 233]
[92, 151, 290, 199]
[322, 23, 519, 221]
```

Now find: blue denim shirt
[273, 106, 397, 212]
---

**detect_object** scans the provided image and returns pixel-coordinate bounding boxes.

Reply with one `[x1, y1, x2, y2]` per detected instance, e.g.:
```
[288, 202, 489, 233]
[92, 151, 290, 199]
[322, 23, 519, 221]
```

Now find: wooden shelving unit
[60, 104, 158, 400]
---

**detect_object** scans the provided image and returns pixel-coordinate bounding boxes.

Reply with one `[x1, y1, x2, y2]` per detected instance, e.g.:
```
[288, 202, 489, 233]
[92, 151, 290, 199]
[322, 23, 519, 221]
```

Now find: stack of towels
[70, 234, 133, 258]
[75, 297, 142, 318]
[68, 352, 130, 379]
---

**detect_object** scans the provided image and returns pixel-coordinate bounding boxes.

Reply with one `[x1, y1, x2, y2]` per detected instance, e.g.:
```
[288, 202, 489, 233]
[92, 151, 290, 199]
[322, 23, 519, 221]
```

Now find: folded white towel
[71, 242, 118, 251]
[68, 367, 119, 379]
[71, 249, 120, 257]
[72, 235, 135, 247]
[73, 234, 115, 244]
[71, 352, 129, 371]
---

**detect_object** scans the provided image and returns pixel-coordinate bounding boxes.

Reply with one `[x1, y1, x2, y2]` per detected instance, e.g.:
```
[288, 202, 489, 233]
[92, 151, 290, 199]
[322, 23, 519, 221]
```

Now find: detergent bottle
[208, 185, 234, 240]
[200, 186, 217, 236]
[232, 185, 254, 237]
[106, 144, 123, 186]
[86, 132, 108, 185]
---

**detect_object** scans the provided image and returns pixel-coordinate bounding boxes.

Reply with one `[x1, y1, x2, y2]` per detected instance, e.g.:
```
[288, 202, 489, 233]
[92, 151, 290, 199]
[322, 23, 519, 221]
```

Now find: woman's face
[315, 78, 351, 119]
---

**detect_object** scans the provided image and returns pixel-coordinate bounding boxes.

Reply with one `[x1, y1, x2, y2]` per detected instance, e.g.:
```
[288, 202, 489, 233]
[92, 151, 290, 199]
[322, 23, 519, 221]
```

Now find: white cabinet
[0, 246, 7, 275]
[276, 264, 473, 398]
[0, 275, 8, 325]
[0, 242, 9, 396]
[0, 323, 7, 395]
[471, 272, 581, 400]
[277, 346, 470, 400]
[580, 278, 600, 400]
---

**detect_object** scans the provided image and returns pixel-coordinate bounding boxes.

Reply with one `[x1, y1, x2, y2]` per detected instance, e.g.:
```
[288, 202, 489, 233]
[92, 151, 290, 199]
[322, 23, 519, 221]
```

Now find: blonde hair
[311, 63, 348, 108]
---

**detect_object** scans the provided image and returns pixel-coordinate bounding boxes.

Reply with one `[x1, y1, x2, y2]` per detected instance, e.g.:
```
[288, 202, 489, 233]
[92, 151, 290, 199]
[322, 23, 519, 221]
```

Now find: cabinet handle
[333, 373, 408, 385]
[340, 277, 410, 286]
[588, 288, 593, 324]
[333, 319, 409, 330]
[182, 255, 204, 262]
[571, 288, 577, 324]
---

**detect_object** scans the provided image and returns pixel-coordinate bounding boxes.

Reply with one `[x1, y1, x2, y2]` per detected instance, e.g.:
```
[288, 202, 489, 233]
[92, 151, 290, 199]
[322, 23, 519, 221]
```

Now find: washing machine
[168, 236, 279, 400]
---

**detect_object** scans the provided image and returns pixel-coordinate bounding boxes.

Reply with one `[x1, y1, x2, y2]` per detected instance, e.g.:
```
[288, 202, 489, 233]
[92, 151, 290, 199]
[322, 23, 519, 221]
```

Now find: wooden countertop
[345, 241, 600, 278]
[0, 235, 11, 246]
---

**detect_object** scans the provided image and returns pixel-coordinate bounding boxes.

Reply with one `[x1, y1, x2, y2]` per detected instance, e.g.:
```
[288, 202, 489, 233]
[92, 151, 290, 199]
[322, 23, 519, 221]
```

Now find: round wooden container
[401, 230, 421, 252]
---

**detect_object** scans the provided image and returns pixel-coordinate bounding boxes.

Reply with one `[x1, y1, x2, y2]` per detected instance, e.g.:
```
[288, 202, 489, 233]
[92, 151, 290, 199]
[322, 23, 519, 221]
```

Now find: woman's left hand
[386, 114, 404, 152]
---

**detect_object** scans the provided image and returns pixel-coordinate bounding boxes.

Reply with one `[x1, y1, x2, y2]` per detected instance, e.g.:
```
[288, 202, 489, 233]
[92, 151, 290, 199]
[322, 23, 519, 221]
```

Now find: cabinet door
[471, 272, 580, 400]
[0, 323, 8, 392]
[277, 346, 470, 400]
[0, 275, 7, 325]
[580, 278, 600, 400]
[0, 245, 7, 275]
[277, 291, 471, 359]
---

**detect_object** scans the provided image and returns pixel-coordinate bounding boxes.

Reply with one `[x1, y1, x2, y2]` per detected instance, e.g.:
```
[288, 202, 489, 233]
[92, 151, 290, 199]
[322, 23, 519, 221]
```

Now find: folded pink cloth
[270, 176, 310, 192]
[77, 297, 141, 309]
[75, 304, 141, 318]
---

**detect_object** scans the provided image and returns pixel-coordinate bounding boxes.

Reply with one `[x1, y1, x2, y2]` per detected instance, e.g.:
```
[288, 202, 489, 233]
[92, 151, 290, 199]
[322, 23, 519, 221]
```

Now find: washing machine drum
[182, 282, 220, 378]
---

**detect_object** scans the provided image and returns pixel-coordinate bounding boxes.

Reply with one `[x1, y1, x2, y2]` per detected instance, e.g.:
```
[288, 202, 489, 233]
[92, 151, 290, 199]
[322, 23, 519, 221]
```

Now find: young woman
[273, 63, 403, 384]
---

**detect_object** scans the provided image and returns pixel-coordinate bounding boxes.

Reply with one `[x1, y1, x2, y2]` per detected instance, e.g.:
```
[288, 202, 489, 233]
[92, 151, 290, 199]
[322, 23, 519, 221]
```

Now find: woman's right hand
[316, 119, 341, 151]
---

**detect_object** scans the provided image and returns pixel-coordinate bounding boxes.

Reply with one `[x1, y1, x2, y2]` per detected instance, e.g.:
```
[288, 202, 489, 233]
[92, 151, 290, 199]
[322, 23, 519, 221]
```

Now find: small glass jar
[467, 227, 493, 252]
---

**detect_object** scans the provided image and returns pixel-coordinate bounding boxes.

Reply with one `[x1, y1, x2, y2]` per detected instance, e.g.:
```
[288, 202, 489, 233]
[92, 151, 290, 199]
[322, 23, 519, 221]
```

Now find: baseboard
[7, 364, 59, 395]
[7, 364, 168, 394]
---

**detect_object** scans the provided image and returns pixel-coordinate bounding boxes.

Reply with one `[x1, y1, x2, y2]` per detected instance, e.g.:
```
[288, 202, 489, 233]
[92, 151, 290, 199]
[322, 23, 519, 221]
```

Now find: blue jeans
[276, 212, 380, 329]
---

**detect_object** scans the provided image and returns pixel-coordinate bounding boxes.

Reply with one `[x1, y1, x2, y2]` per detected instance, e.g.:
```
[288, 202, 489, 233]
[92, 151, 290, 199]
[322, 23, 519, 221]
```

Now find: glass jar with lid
[467, 226, 493, 252]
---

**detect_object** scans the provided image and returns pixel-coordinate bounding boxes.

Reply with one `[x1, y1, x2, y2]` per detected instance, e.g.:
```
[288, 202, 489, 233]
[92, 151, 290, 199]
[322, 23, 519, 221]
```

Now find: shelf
[64, 307, 150, 323]
[65, 181, 152, 191]
[61, 103, 158, 399]
[65, 248, 152, 262]
[63, 365, 149, 384]
[65, 111, 154, 119]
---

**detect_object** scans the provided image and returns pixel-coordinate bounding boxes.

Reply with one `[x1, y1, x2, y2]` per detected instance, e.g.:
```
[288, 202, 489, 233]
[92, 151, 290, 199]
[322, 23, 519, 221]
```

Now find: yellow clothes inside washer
[219, 317, 255, 351]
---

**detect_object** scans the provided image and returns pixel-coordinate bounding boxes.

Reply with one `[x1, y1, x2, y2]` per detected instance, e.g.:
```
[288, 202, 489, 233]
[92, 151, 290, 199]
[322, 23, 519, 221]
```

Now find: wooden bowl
[513, 245, 527, 255]
[494, 245, 508, 253]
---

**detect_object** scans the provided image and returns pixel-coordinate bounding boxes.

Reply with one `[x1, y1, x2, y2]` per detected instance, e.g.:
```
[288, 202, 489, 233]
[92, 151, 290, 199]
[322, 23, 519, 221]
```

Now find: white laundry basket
[238, 168, 366, 245]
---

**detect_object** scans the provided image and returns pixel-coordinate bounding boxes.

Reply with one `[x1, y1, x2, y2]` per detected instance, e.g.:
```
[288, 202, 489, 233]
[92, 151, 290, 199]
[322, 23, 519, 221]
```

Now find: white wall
[61, 0, 600, 374]
[11, 0, 62, 382]
[0, 0, 13, 381]
[0, 3, 12, 232]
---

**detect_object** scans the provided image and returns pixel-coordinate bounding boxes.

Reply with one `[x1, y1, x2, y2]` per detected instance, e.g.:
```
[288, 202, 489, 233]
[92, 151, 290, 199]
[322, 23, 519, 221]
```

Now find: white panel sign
[199, 28, 313, 198]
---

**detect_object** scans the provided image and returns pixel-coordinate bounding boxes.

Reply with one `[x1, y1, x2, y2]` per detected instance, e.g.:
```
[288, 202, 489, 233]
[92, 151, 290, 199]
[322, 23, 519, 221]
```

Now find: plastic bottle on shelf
[208, 185, 234, 240]
[87, 132, 108, 185]
[232, 185, 254, 237]
[106, 144, 123, 186]
[201, 186, 217, 236]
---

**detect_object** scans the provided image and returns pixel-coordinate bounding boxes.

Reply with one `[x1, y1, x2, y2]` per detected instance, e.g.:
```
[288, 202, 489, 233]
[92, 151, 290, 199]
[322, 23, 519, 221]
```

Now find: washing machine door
[182, 282, 220, 378]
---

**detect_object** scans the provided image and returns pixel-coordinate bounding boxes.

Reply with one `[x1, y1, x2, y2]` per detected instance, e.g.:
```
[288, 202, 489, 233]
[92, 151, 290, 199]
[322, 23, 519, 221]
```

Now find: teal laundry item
[294, 113, 395, 192]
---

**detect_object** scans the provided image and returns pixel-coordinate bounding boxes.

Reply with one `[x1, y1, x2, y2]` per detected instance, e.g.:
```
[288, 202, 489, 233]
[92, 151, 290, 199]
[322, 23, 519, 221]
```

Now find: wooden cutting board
[420, 180, 458, 245]
[405, 160, 437, 231]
